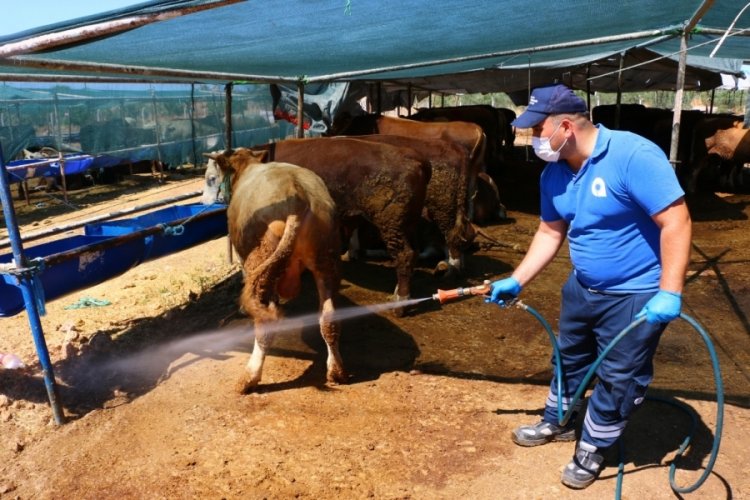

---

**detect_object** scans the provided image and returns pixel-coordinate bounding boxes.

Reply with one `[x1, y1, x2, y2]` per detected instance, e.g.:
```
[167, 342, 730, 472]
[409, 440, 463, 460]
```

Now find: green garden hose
[509, 301, 724, 497]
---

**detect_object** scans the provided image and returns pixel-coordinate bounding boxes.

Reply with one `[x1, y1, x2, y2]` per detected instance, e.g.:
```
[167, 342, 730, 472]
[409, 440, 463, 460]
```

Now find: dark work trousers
[542, 272, 668, 449]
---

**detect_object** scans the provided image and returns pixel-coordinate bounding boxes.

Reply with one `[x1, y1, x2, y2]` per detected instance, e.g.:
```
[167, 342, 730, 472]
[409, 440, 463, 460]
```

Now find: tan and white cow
[202, 149, 345, 393]
[252, 137, 430, 316]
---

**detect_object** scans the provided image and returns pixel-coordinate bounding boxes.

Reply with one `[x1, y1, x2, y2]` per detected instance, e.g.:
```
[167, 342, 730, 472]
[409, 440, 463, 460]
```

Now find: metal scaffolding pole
[0, 144, 65, 425]
[669, 0, 715, 166]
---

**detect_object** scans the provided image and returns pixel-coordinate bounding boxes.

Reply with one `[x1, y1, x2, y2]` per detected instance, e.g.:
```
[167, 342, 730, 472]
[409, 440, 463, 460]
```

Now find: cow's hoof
[497, 204, 508, 220]
[391, 297, 409, 317]
[433, 261, 461, 281]
[327, 368, 349, 385]
[235, 374, 259, 394]
[434, 260, 450, 275]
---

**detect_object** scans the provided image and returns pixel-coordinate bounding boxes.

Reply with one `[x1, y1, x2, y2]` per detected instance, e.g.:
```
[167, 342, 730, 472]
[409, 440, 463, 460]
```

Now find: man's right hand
[486, 277, 522, 306]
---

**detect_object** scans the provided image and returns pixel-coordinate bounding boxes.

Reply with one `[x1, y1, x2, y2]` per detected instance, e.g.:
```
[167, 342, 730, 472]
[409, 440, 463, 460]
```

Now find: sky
[0, 0, 139, 36]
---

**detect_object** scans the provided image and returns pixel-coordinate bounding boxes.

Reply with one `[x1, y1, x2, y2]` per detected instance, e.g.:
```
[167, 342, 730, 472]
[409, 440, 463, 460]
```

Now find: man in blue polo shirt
[487, 84, 692, 489]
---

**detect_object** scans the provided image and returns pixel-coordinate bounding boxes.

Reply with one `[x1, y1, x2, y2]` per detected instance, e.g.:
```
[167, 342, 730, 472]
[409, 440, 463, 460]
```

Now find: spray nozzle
[432, 280, 491, 304]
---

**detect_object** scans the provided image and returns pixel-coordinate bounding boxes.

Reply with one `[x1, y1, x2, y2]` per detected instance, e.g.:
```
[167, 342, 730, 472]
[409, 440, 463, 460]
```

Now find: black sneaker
[511, 420, 576, 447]
[561, 441, 604, 489]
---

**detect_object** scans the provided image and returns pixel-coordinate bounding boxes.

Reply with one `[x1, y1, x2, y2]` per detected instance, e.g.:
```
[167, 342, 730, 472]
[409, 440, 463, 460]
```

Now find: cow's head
[201, 148, 269, 205]
[201, 149, 233, 205]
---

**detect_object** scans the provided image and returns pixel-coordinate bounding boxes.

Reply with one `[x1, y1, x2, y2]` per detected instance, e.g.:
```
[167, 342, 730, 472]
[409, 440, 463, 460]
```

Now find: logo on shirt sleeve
[591, 177, 607, 198]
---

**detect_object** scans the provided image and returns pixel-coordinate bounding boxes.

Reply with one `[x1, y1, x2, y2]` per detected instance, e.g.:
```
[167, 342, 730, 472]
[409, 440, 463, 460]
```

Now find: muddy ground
[0, 156, 748, 499]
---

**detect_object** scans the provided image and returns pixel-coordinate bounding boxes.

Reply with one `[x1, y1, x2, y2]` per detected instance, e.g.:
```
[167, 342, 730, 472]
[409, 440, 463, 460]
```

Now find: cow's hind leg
[235, 315, 277, 394]
[235, 237, 282, 394]
[384, 230, 416, 317]
[313, 269, 347, 384]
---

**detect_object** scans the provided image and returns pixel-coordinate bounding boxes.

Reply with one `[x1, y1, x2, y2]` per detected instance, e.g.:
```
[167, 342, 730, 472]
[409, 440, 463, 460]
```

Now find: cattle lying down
[250, 138, 430, 316]
[353, 134, 475, 278]
[202, 149, 346, 393]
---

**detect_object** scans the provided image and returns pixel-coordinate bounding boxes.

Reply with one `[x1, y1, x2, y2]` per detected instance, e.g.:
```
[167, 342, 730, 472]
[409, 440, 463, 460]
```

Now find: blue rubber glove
[486, 277, 522, 306]
[636, 290, 682, 324]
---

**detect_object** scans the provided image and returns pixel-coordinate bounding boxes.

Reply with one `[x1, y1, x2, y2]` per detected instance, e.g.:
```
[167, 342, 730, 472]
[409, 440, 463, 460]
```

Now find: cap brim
[511, 110, 548, 129]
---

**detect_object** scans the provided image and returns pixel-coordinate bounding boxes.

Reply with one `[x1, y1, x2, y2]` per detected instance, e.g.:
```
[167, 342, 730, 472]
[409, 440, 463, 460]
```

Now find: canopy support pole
[669, 33, 689, 167]
[190, 83, 198, 167]
[376, 82, 382, 114]
[585, 64, 592, 117]
[0, 144, 65, 425]
[223, 82, 234, 264]
[224, 82, 233, 149]
[407, 84, 413, 116]
[296, 82, 305, 138]
[0, 1, 244, 58]
[151, 89, 164, 175]
[668, 0, 716, 166]
[615, 53, 625, 129]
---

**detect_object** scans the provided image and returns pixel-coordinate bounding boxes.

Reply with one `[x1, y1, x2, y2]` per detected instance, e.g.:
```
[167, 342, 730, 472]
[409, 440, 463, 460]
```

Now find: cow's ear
[210, 154, 231, 173]
[203, 151, 220, 160]
[249, 149, 268, 162]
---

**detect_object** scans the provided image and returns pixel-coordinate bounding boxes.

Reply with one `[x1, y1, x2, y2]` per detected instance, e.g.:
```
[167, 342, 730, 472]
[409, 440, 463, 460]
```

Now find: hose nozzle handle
[433, 280, 491, 304]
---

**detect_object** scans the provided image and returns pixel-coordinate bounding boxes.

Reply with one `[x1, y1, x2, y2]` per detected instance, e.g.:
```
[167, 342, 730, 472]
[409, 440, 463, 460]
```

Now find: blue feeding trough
[0, 203, 227, 318]
[0, 235, 146, 317]
[5, 158, 58, 183]
[85, 203, 227, 261]
[5, 154, 126, 180]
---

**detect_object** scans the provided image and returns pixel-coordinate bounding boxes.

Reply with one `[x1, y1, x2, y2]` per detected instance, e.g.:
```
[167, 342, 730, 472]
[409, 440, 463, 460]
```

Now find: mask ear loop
[552, 123, 568, 155]
[547, 119, 570, 155]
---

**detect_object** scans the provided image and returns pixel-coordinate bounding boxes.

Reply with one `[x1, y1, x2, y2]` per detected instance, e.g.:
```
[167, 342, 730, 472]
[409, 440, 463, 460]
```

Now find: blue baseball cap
[512, 84, 588, 129]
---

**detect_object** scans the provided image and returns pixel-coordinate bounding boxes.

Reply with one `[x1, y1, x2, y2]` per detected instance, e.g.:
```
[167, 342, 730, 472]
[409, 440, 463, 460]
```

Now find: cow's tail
[473, 132, 487, 173]
[243, 213, 301, 322]
[471, 223, 524, 252]
[466, 132, 487, 221]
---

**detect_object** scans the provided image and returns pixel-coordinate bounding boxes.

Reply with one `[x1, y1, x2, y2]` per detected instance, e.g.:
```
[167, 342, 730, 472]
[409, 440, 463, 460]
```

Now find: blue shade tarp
[0, 0, 746, 92]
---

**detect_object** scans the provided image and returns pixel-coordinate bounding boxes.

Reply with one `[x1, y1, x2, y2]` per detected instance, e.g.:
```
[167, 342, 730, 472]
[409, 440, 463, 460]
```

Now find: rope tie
[159, 223, 185, 236]
[157, 203, 217, 237]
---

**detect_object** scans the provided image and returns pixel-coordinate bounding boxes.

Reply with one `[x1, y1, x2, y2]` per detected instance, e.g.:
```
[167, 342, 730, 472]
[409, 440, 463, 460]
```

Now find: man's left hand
[636, 290, 682, 324]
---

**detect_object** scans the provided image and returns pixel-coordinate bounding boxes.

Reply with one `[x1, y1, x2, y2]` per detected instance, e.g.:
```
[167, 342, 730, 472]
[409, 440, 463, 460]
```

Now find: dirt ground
[0, 157, 748, 500]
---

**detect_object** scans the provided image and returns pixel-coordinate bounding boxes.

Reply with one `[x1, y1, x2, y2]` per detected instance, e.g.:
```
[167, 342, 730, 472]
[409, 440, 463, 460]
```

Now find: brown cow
[330, 114, 486, 221]
[352, 134, 475, 278]
[705, 123, 750, 160]
[702, 124, 750, 192]
[685, 114, 744, 193]
[253, 137, 430, 314]
[201, 149, 345, 393]
[411, 104, 515, 170]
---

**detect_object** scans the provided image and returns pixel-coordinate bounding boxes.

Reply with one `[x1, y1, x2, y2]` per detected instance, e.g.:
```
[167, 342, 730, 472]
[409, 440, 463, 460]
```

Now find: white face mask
[531, 122, 567, 162]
